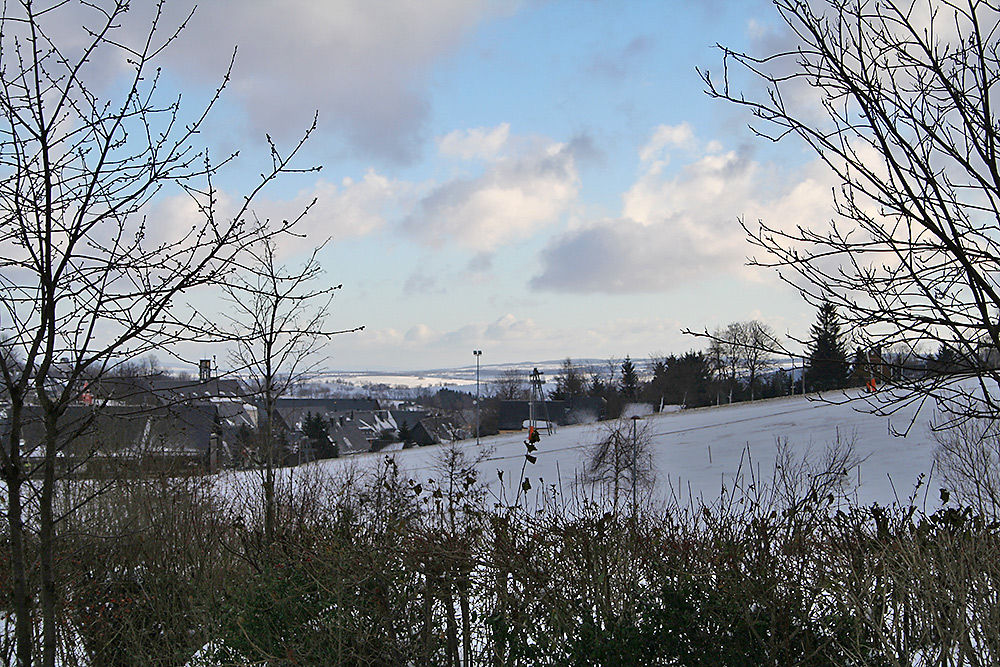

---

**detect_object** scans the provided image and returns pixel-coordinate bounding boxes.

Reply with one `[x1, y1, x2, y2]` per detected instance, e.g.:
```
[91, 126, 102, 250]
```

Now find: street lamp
[473, 350, 482, 445]
[631, 415, 642, 515]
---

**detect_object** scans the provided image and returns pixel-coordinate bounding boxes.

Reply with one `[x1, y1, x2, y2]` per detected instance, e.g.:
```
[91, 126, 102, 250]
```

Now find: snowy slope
[308, 388, 944, 511]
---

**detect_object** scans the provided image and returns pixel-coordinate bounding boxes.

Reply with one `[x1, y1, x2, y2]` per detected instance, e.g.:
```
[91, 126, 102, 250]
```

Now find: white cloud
[337, 314, 545, 369]
[149, 126, 581, 259]
[438, 123, 511, 160]
[404, 136, 580, 251]
[143, 190, 237, 252]
[404, 323, 436, 344]
[302, 171, 412, 240]
[3, 0, 508, 173]
[330, 312, 695, 369]
[139, 168, 411, 263]
[533, 127, 838, 293]
[132, 0, 511, 163]
[639, 123, 696, 162]
[484, 314, 540, 341]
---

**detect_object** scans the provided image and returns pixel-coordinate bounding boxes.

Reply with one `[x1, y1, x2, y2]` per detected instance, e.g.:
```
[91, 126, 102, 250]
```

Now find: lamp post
[473, 350, 482, 445]
[631, 415, 642, 515]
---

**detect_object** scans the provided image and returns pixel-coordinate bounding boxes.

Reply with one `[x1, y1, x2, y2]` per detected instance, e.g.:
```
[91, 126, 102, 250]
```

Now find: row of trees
[485, 301, 857, 418]
[494, 350, 776, 417]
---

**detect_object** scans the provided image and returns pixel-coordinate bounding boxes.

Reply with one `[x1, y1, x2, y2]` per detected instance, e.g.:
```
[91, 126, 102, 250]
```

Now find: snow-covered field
[304, 388, 944, 511]
[310, 359, 599, 393]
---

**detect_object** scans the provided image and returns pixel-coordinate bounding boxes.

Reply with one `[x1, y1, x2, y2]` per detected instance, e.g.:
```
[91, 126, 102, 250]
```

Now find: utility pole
[631, 415, 642, 514]
[473, 350, 482, 445]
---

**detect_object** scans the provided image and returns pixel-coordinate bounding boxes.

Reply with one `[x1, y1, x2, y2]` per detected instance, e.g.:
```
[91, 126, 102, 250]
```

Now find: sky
[80, 0, 843, 372]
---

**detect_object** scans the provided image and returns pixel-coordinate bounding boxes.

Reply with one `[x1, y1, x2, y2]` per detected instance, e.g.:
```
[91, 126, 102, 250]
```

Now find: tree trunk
[39, 438, 56, 667]
[6, 468, 31, 667]
[445, 579, 458, 667]
[263, 384, 277, 545]
[39, 401, 62, 667]
[4, 398, 33, 667]
[460, 575, 472, 667]
[422, 578, 434, 665]
[264, 460, 276, 544]
[492, 565, 507, 667]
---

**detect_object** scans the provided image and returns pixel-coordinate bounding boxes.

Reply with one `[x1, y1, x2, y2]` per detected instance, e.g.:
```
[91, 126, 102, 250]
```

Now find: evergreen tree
[588, 374, 606, 399]
[302, 412, 336, 459]
[397, 420, 413, 445]
[671, 351, 715, 407]
[850, 347, 867, 387]
[804, 302, 851, 392]
[932, 343, 960, 374]
[639, 353, 715, 408]
[763, 369, 793, 398]
[551, 358, 586, 400]
[642, 358, 670, 408]
[619, 356, 640, 399]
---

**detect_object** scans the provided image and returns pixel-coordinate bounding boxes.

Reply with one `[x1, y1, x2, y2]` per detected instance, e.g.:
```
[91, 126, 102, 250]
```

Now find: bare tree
[552, 357, 587, 400]
[704, 320, 778, 402]
[702, 0, 1000, 425]
[934, 417, 1000, 518]
[582, 416, 655, 513]
[738, 320, 779, 401]
[707, 326, 741, 404]
[492, 368, 528, 401]
[220, 237, 361, 543]
[0, 2, 314, 664]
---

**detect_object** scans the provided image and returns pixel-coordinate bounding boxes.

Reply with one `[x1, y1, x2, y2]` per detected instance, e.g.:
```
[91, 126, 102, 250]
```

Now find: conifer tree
[619, 356, 640, 399]
[551, 358, 587, 400]
[805, 302, 851, 392]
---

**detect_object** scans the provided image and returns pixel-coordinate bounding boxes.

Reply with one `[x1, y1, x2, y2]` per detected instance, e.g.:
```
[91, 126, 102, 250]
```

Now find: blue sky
[110, 0, 839, 371]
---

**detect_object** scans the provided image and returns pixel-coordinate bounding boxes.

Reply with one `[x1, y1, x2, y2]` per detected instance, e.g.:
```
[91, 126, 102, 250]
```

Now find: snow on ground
[312, 360, 590, 393]
[304, 388, 945, 511]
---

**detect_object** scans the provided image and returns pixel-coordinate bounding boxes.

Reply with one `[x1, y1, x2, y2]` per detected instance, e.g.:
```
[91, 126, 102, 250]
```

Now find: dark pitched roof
[328, 421, 372, 455]
[498, 398, 604, 430]
[0, 403, 218, 458]
[93, 375, 245, 405]
[150, 377, 244, 401]
[273, 397, 381, 413]
[390, 410, 431, 429]
[411, 414, 468, 446]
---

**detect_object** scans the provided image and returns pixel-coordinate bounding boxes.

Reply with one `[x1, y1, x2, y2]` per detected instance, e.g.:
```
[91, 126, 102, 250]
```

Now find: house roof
[390, 409, 431, 429]
[273, 397, 381, 413]
[497, 398, 604, 430]
[95, 375, 245, 404]
[150, 377, 244, 401]
[0, 402, 221, 458]
[411, 414, 467, 445]
[328, 420, 372, 455]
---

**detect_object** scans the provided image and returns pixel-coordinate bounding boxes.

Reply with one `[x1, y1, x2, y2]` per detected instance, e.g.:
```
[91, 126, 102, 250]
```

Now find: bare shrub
[581, 416, 656, 512]
[31, 432, 993, 666]
[934, 417, 1000, 518]
[817, 503, 1000, 666]
[63, 475, 235, 667]
[769, 430, 864, 515]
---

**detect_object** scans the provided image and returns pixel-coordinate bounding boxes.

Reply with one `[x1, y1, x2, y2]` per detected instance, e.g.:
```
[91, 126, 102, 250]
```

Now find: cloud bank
[150, 0, 510, 163]
[532, 124, 836, 293]
[403, 128, 582, 251]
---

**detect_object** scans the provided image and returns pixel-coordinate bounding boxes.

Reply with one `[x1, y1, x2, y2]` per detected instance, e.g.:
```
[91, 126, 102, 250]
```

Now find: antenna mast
[528, 368, 554, 436]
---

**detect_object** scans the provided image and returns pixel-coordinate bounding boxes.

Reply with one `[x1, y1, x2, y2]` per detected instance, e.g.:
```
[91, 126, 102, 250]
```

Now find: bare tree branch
[702, 0, 1000, 424]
